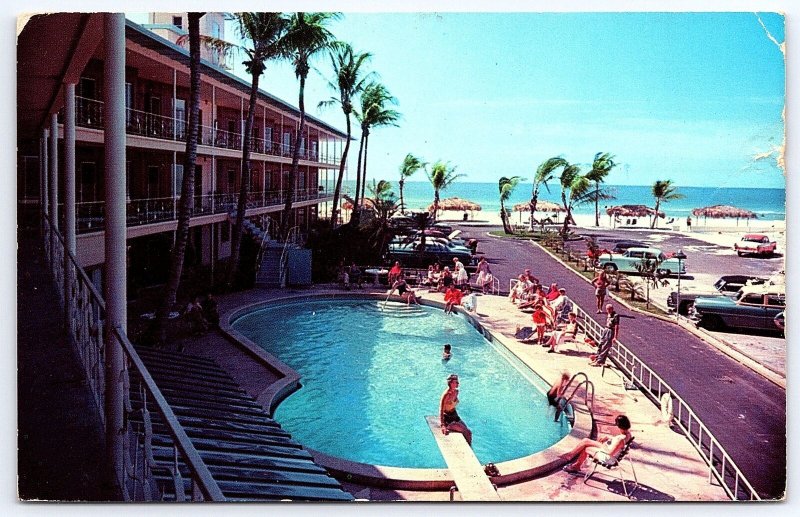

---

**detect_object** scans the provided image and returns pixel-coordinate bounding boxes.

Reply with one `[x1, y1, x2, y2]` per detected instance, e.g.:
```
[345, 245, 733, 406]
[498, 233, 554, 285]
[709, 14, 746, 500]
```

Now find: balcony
[73, 96, 341, 166]
[74, 188, 330, 234]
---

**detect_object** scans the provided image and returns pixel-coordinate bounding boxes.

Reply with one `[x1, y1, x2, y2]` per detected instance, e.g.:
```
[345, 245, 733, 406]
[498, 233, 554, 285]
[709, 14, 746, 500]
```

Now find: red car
[734, 234, 777, 257]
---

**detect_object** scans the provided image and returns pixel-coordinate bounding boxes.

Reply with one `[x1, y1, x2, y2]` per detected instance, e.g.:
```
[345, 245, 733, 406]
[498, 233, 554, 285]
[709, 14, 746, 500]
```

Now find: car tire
[700, 315, 724, 331]
[657, 269, 671, 276]
[603, 263, 617, 273]
[737, 251, 744, 257]
[678, 301, 692, 316]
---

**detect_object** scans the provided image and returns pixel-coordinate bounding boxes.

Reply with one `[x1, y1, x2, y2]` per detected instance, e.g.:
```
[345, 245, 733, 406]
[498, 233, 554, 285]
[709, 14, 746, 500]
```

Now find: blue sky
[127, 11, 785, 189]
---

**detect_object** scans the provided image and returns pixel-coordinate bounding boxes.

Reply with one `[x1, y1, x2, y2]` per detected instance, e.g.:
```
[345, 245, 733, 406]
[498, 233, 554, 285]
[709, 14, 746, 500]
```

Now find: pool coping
[220, 292, 593, 490]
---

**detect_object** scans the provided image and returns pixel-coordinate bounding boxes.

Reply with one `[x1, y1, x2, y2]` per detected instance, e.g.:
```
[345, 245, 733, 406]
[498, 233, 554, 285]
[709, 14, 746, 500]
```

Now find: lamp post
[675, 249, 687, 319]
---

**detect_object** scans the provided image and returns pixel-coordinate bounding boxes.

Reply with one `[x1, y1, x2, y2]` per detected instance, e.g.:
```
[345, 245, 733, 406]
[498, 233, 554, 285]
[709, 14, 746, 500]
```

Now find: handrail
[114, 326, 226, 501]
[39, 215, 225, 501]
[569, 297, 761, 500]
[254, 217, 272, 272]
[279, 226, 300, 288]
[558, 372, 595, 418]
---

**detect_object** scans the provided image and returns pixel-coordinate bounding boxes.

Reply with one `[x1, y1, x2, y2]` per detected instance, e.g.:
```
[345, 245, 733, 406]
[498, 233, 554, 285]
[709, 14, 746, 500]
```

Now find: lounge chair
[583, 437, 639, 499]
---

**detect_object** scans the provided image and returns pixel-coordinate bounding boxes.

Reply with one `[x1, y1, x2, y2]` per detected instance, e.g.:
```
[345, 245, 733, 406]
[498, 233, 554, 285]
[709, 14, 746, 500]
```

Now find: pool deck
[175, 285, 729, 502]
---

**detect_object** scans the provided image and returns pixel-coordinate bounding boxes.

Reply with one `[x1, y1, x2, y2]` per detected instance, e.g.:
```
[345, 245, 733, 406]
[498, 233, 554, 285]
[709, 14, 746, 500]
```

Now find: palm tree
[651, 180, 685, 228]
[426, 161, 463, 221]
[585, 152, 617, 226]
[319, 41, 373, 229]
[366, 179, 399, 259]
[227, 13, 289, 289]
[529, 157, 568, 229]
[558, 163, 592, 236]
[152, 12, 204, 342]
[353, 82, 400, 222]
[398, 153, 425, 214]
[499, 176, 524, 234]
[280, 12, 339, 237]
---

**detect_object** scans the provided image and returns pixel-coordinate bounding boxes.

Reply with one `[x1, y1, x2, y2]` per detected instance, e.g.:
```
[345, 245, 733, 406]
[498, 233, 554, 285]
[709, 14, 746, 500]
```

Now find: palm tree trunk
[399, 177, 405, 214]
[152, 12, 202, 342]
[594, 180, 600, 226]
[281, 72, 307, 238]
[227, 67, 260, 289]
[651, 199, 661, 229]
[433, 190, 440, 222]
[501, 200, 511, 234]
[529, 191, 539, 229]
[361, 133, 369, 203]
[330, 114, 352, 229]
[351, 130, 365, 225]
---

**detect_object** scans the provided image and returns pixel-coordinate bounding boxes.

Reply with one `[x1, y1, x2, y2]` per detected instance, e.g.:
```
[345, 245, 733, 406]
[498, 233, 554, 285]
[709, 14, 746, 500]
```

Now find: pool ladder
[555, 372, 595, 424]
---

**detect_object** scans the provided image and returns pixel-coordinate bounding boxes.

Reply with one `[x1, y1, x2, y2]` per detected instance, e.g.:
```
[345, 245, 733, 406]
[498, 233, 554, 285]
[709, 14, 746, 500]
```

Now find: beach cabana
[606, 205, 664, 228]
[428, 197, 482, 219]
[513, 201, 564, 224]
[691, 205, 757, 226]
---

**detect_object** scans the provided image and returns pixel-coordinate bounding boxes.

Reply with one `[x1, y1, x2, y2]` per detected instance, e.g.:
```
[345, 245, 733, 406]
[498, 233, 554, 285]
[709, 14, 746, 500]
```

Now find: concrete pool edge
[221, 292, 593, 489]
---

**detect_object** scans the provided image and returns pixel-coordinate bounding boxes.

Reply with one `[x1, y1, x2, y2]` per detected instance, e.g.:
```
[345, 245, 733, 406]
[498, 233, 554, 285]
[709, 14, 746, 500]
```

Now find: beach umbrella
[691, 204, 757, 225]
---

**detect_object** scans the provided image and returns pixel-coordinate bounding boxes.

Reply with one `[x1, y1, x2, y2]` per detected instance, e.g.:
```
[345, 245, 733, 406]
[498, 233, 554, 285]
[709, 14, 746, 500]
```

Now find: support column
[49, 113, 59, 258]
[64, 82, 77, 334]
[102, 12, 127, 497]
[41, 129, 49, 225]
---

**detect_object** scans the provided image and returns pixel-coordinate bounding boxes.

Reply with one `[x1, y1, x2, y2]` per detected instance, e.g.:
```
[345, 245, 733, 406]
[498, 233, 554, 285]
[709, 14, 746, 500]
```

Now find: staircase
[131, 346, 353, 501]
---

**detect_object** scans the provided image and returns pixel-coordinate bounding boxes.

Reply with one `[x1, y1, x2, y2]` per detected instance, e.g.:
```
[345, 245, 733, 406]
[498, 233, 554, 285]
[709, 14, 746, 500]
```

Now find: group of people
[185, 293, 219, 334]
[439, 369, 632, 476]
[338, 261, 363, 289]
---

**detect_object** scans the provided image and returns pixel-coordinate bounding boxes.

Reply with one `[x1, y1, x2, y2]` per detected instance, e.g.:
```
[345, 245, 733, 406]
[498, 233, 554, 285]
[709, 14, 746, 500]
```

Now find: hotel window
[283, 132, 291, 154]
[175, 98, 186, 139]
[79, 162, 97, 202]
[173, 164, 184, 199]
[173, 16, 183, 29]
[79, 77, 96, 99]
[221, 222, 230, 242]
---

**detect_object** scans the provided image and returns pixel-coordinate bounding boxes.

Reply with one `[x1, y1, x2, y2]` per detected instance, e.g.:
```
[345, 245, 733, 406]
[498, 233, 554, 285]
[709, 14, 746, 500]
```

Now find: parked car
[612, 240, 648, 254]
[734, 234, 777, 257]
[386, 240, 475, 269]
[690, 283, 785, 332]
[598, 247, 686, 275]
[774, 311, 785, 331]
[666, 275, 767, 315]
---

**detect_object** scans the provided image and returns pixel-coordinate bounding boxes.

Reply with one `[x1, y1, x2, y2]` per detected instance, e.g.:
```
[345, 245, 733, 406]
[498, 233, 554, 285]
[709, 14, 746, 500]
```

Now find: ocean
[326, 180, 786, 222]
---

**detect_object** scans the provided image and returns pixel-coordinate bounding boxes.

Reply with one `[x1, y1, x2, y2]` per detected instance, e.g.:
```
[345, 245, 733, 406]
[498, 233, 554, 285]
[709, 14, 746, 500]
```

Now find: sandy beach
[438, 210, 786, 250]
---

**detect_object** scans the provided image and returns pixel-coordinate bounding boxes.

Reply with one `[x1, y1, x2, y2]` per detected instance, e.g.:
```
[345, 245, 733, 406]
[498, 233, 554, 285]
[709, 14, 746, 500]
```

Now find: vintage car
[690, 283, 785, 332]
[612, 240, 648, 254]
[666, 275, 766, 315]
[386, 240, 475, 269]
[597, 247, 686, 276]
[733, 234, 777, 257]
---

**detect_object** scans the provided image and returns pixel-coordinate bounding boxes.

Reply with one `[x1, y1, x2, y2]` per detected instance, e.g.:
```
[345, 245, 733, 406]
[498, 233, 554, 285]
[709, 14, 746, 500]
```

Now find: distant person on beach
[686, 216, 692, 231]
[439, 374, 473, 446]
[442, 343, 452, 361]
[591, 270, 611, 313]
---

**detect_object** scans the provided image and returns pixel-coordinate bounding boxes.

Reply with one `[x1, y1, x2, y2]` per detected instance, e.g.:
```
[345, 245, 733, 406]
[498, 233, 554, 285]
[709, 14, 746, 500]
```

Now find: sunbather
[563, 415, 632, 474]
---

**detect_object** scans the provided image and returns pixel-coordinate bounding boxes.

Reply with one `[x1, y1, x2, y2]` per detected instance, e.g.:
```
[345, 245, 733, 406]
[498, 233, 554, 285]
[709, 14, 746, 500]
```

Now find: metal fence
[42, 217, 225, 501]
[570, 298, 761, 500]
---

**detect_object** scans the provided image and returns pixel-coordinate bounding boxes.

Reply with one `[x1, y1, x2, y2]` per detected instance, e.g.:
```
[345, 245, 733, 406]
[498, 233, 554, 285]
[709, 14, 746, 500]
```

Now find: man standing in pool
[439, 374, 473, 446]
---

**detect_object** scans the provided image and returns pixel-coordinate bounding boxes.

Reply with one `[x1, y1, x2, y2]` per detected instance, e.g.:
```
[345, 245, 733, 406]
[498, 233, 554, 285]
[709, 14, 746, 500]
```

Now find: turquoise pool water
[232, 298, 571, 468]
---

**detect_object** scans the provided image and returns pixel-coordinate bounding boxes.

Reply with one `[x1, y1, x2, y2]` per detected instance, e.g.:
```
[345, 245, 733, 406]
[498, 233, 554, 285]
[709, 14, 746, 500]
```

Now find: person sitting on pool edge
[563, 414, 632, 474]
[391, 278, 420, 305]
[444, 284, 464, 314]
[439, 374, 473, 446]
[442, 343, 452, 361]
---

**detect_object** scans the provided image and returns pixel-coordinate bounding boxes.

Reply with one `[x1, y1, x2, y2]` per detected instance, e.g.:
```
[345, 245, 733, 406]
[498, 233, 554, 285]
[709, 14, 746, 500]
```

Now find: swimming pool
[232, 298, 571, 469]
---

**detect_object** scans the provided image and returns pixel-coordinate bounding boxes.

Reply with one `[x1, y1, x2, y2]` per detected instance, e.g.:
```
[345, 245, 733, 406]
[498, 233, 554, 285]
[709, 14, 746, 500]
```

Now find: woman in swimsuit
[439, 374, 473, 446]
[563, 414, 632, 474]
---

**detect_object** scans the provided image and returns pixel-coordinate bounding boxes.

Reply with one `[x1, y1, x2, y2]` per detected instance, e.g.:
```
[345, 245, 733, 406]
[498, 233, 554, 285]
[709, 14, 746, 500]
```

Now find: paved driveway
[461, 225, 786, 499]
